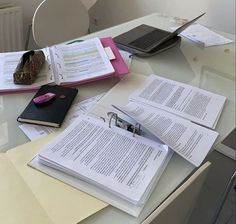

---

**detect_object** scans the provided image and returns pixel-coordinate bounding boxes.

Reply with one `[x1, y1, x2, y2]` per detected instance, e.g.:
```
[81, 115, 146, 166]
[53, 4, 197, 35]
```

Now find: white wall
[206, 0, 235, 34]
[13, 0, 43, 48]
[1, 0, 235, 50]
[13, 0, 42, 30]
[90, 0, 235, 34]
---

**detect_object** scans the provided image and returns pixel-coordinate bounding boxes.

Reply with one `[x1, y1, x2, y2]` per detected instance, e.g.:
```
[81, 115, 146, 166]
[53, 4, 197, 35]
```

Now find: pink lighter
[33, 92, 56, 104]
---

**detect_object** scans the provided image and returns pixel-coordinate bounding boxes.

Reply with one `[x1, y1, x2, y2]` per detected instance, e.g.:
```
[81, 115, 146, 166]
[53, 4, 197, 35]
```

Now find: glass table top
[1, 13, 235, 153]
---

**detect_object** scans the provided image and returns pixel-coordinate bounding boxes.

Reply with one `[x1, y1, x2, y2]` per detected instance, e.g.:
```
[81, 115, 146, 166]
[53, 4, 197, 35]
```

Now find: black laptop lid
[158, 13, 206, 49]
[114, 13, 205, 53]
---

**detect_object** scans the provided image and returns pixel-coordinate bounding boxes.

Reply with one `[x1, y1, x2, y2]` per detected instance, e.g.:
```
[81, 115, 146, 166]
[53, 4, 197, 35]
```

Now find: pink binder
[100, 37, 129, 76]
[1, 37, 129, 94]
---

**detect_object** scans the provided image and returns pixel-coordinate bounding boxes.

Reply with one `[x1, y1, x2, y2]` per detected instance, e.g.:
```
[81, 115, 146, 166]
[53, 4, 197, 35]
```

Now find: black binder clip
[107, 112, 141, 137]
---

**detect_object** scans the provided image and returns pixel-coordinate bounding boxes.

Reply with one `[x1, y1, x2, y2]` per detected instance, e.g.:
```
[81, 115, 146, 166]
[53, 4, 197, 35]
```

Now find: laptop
[114, 13, 205, 56]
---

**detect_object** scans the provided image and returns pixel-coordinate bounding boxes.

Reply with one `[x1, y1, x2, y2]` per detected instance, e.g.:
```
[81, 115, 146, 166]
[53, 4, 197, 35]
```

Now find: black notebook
[17, 85, 78, 127]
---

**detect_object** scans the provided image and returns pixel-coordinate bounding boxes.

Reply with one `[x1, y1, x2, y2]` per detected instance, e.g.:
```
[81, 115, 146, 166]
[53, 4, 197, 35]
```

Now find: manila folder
[5, 134, 107, 224]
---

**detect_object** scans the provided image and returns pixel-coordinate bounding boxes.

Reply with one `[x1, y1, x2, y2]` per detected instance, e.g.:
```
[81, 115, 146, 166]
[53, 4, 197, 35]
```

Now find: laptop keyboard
[129, 29, 169, 50]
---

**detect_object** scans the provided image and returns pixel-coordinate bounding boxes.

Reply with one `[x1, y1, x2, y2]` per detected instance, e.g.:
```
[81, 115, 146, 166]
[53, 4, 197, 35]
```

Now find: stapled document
[172, 23, 233, 47]
[129, 74, 226, 129]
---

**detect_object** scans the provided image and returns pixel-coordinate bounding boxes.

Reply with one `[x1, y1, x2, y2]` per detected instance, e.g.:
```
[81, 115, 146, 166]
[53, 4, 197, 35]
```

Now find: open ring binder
[29, 114, 173, 217]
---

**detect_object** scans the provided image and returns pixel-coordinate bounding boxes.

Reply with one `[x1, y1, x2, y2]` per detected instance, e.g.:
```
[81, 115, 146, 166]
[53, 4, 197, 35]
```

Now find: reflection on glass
[0, 96, 3, 110]
[0, 122, 8, 152]
[199, 65, 235, 139]
[200, 65, 235, 101]
[147, 47, 196, 83]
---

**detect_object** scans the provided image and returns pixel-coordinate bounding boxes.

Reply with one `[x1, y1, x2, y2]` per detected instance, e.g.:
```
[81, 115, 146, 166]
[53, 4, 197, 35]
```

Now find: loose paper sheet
[172, 23, 233, 47]
[119, 50, 133, 68]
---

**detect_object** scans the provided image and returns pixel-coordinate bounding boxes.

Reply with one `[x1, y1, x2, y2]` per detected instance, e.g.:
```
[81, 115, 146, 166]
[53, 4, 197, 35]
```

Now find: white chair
[80, 0, 97, 11]
[32, 0, 90, 48]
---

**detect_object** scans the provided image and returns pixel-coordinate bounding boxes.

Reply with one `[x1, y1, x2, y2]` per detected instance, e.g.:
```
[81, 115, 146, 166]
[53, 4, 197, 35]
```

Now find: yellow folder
[0, 154, 53, 224]
[2, 133, 107, 224]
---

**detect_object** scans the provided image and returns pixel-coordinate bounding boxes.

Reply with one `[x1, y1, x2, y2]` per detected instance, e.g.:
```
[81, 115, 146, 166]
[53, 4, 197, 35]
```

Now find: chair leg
[211, 171, 236, 224]
[25, 24, 32, 50]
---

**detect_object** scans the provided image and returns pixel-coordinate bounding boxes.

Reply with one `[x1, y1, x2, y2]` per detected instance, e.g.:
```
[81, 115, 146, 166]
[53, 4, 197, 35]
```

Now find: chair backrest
[32, 0, 89, 48]
[80, 0, 97, 11]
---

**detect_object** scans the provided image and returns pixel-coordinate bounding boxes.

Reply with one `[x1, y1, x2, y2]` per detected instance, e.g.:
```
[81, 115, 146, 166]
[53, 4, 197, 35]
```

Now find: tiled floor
[188, 151, 236, 224]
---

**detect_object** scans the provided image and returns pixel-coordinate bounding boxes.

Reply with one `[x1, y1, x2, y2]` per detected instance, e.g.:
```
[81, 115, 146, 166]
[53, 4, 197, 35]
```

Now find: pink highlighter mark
[33, 92, 56, 104]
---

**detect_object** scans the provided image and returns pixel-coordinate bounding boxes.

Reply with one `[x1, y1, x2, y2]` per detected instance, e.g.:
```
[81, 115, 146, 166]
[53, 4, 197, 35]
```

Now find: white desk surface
[0, 13, 235, 224]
